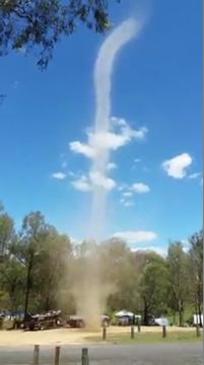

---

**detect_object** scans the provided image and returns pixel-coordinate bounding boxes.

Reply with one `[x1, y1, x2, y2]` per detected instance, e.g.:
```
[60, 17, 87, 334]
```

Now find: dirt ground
[0, 326, 195, 347]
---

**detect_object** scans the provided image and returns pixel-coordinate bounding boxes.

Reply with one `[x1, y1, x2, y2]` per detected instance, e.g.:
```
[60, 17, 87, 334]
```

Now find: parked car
[153, 317, 169, 326]
[141, 315, 169, 326]
[66, 315, 85, 328]
[66, 314, 110, 328]
[114, 310, 141, 326]
[23, 310, 63, 331]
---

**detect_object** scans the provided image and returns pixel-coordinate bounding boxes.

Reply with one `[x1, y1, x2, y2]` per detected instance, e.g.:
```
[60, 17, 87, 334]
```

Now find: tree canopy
[0, 0, 117, 68]
[0, 203, 203, 326]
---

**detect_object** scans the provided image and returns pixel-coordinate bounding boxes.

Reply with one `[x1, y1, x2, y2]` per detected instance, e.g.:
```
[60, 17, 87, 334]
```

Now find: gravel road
[0, 342, 203, 365]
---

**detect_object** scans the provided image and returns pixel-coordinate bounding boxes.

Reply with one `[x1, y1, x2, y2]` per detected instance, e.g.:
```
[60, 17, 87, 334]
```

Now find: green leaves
[0, 203, 202, 322]
[138, 253, 169, 321]
[0, 205, 15, 257]
[0, 0, 116, 68]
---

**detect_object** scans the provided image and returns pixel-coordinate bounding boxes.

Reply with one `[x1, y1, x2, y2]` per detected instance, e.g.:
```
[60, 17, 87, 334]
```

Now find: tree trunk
[173, 311, 176, 325]
[197, 285, 203, 327]
[198, 302, 202, 327]
[178, 300, 184, 327]
[143, 299, 149, 325]
[24, 256, 33, 319]
[45, 295, 51, 312]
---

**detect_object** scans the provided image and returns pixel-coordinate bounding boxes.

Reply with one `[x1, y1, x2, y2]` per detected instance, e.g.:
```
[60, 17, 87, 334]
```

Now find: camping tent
[115, 310, 134, 318]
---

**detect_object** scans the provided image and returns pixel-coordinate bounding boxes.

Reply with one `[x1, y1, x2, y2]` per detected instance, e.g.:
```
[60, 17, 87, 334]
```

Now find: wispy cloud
[89, 171, 116, 190]
[69, 117, 148, 194]
[113, 230, 158, 244]
[132, 182, 150, 193]
[107, 162, 117, 170]
[119, 181, 150, 207]
[69, 117, 148, 162]
[131, 246, 167, 257]
[70, 141, 95, 159]
[162, 153, 192, 179]
[188, 172, 201, 179]
[120, 197, 134, 207]
[72, 172, 116, 192]
[123, 201, 135, 207]
[71, 175, 92, 192]
[52, 172, 67, 180]
[122, 191, 133, 198]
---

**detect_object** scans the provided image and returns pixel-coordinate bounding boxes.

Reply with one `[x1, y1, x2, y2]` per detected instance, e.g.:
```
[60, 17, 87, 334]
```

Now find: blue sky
[0, 0, 202, 254]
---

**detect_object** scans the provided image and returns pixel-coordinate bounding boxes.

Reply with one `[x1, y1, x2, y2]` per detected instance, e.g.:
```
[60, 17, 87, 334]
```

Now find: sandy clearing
[0, 326, 195, 347]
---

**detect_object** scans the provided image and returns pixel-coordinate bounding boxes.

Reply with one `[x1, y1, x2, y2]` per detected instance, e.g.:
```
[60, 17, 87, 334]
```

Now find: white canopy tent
[115, 310, 134, 318]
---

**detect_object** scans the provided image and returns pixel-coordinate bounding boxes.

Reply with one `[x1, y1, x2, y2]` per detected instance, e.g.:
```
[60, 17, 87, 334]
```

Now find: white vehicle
[154, 317, 169, 326]
[115, 310, 141, 326]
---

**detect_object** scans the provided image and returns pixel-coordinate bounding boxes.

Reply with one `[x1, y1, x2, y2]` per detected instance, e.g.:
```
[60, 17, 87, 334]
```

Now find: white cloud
[131, 246, 167, 257]
[107, 162, 117, 170]
[69, 117, 148, 195]
[180, 239, 191, 253]
[119, 182, 150, 208]
[69, 141, 95, 159]
[123, 201, 134, 207]
[52, 172, 67, 180]
[113, 230, 158, 244]
[131, 182, 150, 193]
[122, 191, 133, 198]
[90, 131, 127, 150]
[120, 197, 134, 207]
[71, 172, 116, 192]
[162, 153, 192, 179]
[71, 175, 92, 192]
[188, 172, 201, 179]
[111, 117, 148, 140]
[90, 171, 116, 190]
[69, 117, 148, 160]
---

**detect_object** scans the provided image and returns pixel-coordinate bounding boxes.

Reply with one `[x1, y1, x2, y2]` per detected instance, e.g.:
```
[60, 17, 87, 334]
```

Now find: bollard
[131, 325, 135, 339]
[137, 320, 141, 333]
[162, 325, 167, 338]
[54, 346, 61, 365]
[196, 324, 201, 337]
[33, 345, 39, 365]
[102, 326, 107, 340]
[81, 348, 89, 365]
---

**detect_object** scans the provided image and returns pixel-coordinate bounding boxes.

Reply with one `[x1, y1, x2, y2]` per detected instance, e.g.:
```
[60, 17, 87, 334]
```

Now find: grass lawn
[86, 330, 203, 344]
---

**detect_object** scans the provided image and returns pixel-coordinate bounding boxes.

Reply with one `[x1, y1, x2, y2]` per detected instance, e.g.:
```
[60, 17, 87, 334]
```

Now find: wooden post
[54, 346, 61, 365]
[131, 325, 135, 339]
[162, 325, 167, 338]
[137, 320, 141, 333]
[33, 345, 39, 365]
[196, 324, 201, 337]
[81, 348, 89, 365]
[102, 326, 107, 340]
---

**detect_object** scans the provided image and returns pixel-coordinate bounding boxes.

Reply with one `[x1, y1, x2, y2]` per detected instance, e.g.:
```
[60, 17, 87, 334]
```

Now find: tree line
[0, 204, 203, 326]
